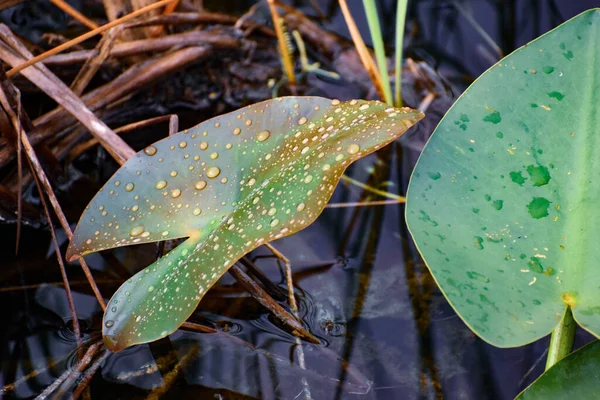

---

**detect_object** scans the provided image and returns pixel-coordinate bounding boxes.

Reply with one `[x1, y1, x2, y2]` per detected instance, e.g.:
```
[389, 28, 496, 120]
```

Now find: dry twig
[70, 27, 120, 96]
[6, 0, 177, 78]
[44, 30, 240, 65]
[229, 264, 319, 344]
[0, 25, 135, 164]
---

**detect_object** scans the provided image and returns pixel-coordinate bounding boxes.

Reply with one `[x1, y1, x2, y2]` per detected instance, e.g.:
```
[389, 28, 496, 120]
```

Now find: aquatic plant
[407, 8, 600, 395]
[67, 96, 423, 351]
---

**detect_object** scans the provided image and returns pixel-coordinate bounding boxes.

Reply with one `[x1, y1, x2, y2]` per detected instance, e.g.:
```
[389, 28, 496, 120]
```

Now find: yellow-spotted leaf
[67, 96, 423, 351]
[406, 9, 600, 347]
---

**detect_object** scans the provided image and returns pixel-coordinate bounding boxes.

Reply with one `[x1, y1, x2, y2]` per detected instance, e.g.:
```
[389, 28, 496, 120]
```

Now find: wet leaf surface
[67, 96, 423, 351]
[407, 9, 600, 346]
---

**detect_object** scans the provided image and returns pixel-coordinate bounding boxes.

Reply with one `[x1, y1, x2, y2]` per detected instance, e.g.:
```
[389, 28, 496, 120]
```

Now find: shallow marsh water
[1, 1, 599, 399]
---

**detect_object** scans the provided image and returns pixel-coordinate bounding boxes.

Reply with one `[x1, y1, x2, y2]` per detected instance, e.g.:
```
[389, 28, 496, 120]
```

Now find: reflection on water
[1, 1, 599, 399]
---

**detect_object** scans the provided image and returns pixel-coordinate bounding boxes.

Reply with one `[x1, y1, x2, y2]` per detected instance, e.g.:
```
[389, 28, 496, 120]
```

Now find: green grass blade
[394, 0, 408, 107]
[362, 0, 393, 105]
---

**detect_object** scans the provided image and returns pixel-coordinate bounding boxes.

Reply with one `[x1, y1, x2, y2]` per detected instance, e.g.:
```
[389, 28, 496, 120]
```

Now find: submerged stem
[545, 306, 576, 370]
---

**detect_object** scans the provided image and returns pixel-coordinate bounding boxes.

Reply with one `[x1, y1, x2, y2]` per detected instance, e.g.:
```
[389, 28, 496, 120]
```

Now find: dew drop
[304, 175, 313, 183]
[322, 164, 331, 171]
[193, 208, 202, 216]
[200, 142, 208, 150]
[125, 182, 134, 192]
[156, 180, 167, 190]
[270, 218, 280, 227]
[132, 205, 139, 212]
[144, 146, 157, 156]
[233, 127, 241, 135]
[105, 320, 114, 328]
[194, 180, 207, 190]
[210, 152, 219, 160]
[170, 170, 178, 177]
[359, 103, 369, 110]
[206, 166, 221, 178]
[111, 307, 117, 312]
[296, 203, 306, 211]
[171, 188, 182, 198]
[268, 207, 277, 216]
[130, 225, 145, 236]
[148, 286, 154, 292]
[347, 144, 360, 155]
[257, 130, 271, 142]
[298, 116, 307, 125]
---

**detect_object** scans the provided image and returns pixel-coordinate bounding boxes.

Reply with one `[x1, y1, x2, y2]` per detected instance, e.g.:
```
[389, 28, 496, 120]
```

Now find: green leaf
[406, 9, 600, 347]
[67, 96, 423, 351]
[516, 340, 600, 399]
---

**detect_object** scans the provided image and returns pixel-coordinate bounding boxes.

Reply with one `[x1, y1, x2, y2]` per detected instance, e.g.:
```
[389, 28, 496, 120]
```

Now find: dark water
[0, 1, 598, 399]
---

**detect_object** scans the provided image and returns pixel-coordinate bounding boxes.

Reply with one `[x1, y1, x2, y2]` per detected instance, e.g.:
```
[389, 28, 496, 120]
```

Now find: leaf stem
[545, 306, 576, 370]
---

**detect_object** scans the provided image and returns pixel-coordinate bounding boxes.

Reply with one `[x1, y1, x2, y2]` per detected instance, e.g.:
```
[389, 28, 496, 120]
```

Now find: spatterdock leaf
[406, 9, 600, 347]
[67, 97, 423, 351]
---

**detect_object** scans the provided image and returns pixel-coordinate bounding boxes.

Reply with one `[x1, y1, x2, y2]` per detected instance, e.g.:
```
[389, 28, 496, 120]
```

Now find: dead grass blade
[229, 264, 319, 344]
[44, 30, 240, 65]
[0, 46, 211, 169]
[17, 114, 106, 309]
[267, 0, 295, 84]
[38, 340, 103, 399]
[0, 25, 135, 164]
[326, 199, 404, 208]
[338, 0, 386, 100]
[6, 0, 177, 78]
[148, 0, 180, 37]
[67, 115, 177, 162]
[72, 349, 110, 399]
[49, 0, 99, 30]
[0, 83, 82, 350]
[70, 27, 120, 96]
[126, 11, 239, 30]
